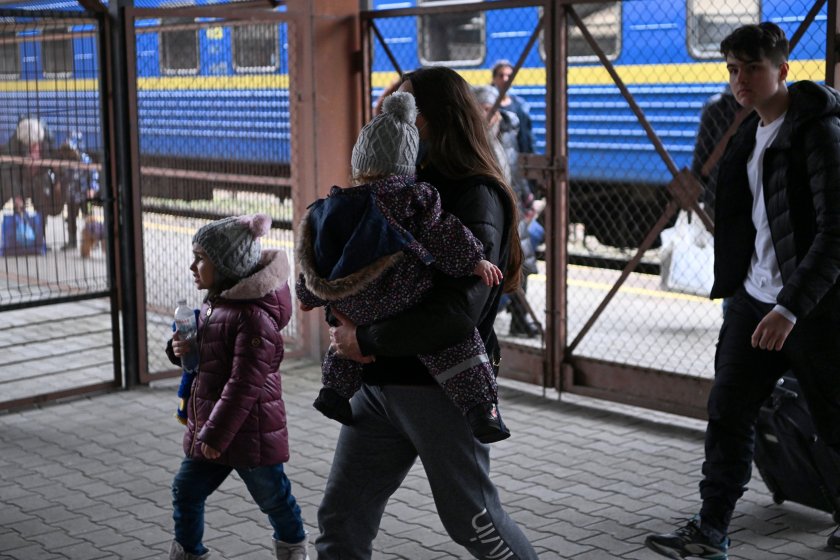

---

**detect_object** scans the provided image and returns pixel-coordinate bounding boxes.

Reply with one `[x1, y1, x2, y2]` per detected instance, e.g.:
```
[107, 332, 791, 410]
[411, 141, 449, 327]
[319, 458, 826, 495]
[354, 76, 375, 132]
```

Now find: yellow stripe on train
[0, 60, 824, 92]
[373, 59, 826, 87]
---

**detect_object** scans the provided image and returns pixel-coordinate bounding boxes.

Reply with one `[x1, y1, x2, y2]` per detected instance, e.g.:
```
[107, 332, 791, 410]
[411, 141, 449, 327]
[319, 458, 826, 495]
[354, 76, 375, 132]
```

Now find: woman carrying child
[295, 91, 509, 443]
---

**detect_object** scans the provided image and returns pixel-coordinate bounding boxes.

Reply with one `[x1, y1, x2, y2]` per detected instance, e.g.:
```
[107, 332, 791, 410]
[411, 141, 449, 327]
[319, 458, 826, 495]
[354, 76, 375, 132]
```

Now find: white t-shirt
[742, 113, 796, 322]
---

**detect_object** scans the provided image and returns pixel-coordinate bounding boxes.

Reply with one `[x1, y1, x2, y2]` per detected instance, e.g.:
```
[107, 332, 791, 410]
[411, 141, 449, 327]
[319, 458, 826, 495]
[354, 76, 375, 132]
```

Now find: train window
[539, 3, 621, 62]
[41, 30, 73, 76]
[687, 0, 759, 59]
[568, 3, 621, 60]
[0, 33, 20, 79]
[417, 0, 485, 66]
[160, 18, 199, 74]
[232, 24, 279, 73]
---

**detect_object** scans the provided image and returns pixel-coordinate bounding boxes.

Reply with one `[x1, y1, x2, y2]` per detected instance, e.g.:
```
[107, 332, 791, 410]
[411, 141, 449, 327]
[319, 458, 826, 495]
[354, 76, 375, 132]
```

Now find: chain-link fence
[130, 13, 299, 376]
[0, 8, 117, 409]
[366, 0, 829, 406]
[565, 0, 827, 381]
[366, 3, 548, 354]
[0, 11, 110, 308]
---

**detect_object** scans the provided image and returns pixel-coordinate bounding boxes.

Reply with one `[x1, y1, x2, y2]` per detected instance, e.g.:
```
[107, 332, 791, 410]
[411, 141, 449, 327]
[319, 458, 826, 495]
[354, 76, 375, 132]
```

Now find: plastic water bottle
[174, 300, 199, 372]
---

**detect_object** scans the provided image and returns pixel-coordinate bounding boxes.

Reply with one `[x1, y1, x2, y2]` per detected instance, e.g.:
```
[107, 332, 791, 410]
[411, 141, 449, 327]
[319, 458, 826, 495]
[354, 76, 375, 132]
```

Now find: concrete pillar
[287, 0, 360, 360]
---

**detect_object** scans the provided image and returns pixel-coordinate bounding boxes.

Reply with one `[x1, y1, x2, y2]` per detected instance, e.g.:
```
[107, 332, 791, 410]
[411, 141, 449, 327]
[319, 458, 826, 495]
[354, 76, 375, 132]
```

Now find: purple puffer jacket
[184, 249, 293, 467]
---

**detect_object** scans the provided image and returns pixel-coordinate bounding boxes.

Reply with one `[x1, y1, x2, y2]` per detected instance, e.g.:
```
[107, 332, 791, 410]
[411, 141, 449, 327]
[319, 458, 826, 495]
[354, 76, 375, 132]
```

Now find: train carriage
[0, 0, 828, 247]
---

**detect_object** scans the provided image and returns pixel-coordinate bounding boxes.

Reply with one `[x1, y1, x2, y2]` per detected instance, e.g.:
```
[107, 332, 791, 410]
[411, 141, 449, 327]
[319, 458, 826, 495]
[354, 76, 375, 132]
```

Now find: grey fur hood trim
[296, 208, 404, 301]
[221, 249, 290, 300]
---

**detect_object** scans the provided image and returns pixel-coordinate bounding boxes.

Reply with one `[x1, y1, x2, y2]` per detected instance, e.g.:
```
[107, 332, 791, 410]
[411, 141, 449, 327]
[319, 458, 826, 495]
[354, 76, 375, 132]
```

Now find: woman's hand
[330, 309, 375, 364]
[201, 442, 221, 459]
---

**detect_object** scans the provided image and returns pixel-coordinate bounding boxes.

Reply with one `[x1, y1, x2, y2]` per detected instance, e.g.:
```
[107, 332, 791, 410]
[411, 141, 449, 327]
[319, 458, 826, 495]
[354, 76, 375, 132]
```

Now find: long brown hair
[402, 66, 522, 292]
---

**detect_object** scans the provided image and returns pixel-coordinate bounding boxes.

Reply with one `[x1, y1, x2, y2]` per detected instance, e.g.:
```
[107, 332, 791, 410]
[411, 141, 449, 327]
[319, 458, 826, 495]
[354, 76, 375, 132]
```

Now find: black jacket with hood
[356, 165, 514, 386]
[710, 80, 840, 320]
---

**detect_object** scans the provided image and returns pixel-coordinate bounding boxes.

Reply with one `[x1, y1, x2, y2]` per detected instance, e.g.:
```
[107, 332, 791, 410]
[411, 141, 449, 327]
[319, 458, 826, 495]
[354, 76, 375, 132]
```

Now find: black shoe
[829, 525, 840, 551]
[509, 318, 540, 338]
[313, 387, 353, 425]
[466, 403, 510, 444]
[62, 241, 77, 251]
[645, 517, 729, 559]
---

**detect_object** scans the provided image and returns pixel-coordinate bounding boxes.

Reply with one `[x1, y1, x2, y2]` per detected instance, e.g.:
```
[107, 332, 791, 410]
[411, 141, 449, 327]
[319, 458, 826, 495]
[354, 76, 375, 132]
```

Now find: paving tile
[0, 358, 836, 559]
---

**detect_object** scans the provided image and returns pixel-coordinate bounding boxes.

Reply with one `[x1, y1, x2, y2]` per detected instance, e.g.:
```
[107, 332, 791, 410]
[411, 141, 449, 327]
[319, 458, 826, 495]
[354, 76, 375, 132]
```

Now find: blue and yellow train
[0, 0, 828, 246]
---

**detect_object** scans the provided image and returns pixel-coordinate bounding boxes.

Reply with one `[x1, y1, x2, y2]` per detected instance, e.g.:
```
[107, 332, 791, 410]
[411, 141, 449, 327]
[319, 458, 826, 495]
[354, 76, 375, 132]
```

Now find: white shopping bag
[659, 211, 714, 297]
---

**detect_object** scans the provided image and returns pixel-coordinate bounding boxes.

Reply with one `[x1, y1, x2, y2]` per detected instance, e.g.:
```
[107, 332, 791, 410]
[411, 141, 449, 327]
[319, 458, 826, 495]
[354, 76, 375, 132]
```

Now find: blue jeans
[527, 219, 544, 250]
[172, 458, 306, 555]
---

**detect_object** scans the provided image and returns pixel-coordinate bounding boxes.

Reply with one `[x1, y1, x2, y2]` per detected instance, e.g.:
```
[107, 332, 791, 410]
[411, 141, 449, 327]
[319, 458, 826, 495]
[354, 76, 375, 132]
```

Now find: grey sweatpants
[315, 383, 538, 559]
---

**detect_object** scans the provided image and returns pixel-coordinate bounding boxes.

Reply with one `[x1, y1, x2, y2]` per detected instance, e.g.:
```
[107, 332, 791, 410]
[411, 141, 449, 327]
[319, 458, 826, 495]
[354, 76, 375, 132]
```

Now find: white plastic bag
[659, 210, 714, 297]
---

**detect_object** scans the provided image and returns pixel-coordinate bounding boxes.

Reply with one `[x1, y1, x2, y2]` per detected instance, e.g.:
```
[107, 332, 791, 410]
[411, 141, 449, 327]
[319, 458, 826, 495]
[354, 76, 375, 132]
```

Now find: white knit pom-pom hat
[351, 91, 419, 178]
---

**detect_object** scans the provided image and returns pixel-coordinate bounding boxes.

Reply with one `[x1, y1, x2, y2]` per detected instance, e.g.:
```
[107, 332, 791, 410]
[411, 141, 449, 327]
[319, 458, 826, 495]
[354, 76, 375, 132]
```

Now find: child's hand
[171, 333, 192, 358]
[201, 442, 221, 459]
[474, 260, 503, 286]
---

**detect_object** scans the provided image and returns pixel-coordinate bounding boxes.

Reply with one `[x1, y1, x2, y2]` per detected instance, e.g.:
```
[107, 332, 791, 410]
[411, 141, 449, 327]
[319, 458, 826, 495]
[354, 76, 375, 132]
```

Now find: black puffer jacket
[711, 81, 840, 319]
[357, 166, 514, 386]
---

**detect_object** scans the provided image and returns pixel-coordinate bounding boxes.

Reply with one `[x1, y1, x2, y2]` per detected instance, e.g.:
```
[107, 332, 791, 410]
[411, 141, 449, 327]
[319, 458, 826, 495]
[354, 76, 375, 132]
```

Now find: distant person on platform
[0, 117, 62, 241]
[691, 85, 741, 219]
[491, 60, 536, 156]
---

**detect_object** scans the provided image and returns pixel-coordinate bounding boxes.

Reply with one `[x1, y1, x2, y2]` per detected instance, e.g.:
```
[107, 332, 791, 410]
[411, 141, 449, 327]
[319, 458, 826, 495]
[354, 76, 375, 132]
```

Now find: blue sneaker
[645, 517, 728, 559]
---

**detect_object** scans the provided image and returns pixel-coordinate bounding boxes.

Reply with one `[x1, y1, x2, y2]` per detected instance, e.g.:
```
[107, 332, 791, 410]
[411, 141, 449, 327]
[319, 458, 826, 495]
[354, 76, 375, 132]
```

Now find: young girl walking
[295, 91, 509, 443]
[166, 214, 308, 560]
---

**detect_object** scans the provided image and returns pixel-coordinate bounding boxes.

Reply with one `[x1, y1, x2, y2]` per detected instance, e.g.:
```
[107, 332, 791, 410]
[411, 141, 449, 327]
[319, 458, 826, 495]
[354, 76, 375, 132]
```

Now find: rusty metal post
[829, 0, 840, 87]
[108, 0, 146, 387]
[287, 0, 361, 361]
[545, 0, 569, 392]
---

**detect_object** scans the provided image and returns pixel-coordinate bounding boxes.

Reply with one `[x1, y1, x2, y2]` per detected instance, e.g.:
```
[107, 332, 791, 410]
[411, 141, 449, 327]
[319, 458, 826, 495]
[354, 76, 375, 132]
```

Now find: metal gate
[119, 3, 302, 383]
[363, 0, 836, 419]
[0, 7, 121, 411]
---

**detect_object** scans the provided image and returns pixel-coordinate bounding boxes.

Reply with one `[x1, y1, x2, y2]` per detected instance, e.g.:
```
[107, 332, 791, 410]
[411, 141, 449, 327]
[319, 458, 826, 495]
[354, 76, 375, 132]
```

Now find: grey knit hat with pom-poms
[192, 214, 271, 280]
[351, 91, 419, 178]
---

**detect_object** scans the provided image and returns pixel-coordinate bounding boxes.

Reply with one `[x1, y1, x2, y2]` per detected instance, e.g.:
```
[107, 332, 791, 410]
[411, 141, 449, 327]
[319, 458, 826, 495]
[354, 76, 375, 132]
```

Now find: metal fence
[124, 10, 300, 379]
[364, 0, 833, 417]
[0, 7, 119, 409]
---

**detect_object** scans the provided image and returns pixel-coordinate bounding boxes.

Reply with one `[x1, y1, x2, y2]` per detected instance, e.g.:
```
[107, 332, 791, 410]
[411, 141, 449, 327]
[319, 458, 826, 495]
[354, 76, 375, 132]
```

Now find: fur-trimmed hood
[296, 178, 435, 301]
[220, 249, 290, 301]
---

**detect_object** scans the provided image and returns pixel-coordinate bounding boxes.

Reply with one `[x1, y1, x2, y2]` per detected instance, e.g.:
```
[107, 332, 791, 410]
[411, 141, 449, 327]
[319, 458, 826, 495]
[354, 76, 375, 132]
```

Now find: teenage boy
[645, 22, 840, 559]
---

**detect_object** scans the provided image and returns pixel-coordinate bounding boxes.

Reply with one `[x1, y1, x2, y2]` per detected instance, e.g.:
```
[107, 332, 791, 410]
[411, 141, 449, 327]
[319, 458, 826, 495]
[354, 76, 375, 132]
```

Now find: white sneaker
[273, 537, 309, 560]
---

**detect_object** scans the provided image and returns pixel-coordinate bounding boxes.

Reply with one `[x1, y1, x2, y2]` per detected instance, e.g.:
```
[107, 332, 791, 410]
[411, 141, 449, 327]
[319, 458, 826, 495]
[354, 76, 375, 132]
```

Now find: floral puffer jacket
[181, 249, 293, 467]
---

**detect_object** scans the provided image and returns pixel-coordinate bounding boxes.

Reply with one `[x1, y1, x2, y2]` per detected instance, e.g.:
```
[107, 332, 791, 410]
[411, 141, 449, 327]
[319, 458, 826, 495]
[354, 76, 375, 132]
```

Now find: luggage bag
[1, 211, 46, 256]
[753, 375, 840, 523]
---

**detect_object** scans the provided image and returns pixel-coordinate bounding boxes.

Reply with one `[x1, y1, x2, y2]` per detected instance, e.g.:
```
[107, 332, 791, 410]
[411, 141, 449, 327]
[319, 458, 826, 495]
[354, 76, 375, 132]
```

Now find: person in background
[474, 84, 541, 338]
[57, 131, 100, 251]
[491, 59, 536, 157]
[0, 117, 62, 243]
[165, 214, 309, 560]
[691, 86, 742, 220]
[646, 22, 840, 559]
